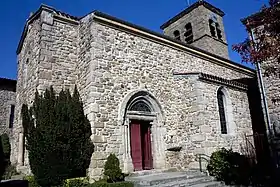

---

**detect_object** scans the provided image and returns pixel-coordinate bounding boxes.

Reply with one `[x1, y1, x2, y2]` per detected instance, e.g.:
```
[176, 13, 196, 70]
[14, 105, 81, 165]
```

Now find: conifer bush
[22, 86, 94, 186]
[104, 154, 123, 182]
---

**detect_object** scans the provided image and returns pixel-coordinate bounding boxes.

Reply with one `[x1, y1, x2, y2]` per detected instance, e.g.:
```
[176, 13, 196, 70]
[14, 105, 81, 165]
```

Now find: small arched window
[9, 104, 15, 128]
[173, 30, 181, 41]
[209, 19, 216, 37]
[215, 23, 222, 40]
[184, 23, 193, 44]
[23, 59, 29, 89]
[217, 88, 227, 134]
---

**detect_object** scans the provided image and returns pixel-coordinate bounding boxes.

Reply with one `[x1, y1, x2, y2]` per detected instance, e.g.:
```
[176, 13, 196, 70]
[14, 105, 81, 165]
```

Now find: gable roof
[160, 1, 225, 30]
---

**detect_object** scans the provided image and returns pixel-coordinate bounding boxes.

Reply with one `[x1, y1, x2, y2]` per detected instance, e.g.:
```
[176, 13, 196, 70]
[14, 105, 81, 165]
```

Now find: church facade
[11, 1, 261, 179]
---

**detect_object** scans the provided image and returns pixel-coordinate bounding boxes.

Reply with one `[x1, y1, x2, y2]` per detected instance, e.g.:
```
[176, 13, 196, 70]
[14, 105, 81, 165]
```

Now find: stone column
[150, 121, 157, 168]
[17, 132, 24, 166]
[123, 118, 133, 173]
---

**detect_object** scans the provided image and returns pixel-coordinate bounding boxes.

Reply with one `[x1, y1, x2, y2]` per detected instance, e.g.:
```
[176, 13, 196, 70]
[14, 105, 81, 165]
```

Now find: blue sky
[0, 0, 266, 79]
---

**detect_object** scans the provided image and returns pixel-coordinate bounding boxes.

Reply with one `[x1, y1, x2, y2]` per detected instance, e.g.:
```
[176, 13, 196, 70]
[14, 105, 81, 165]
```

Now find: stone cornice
[173, 72, 248, 91]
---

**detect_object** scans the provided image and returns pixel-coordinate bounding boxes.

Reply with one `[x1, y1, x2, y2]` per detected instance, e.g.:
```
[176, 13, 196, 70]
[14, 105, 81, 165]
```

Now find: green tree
[233, 0, 280, 67]
[22, 86, 94, 186]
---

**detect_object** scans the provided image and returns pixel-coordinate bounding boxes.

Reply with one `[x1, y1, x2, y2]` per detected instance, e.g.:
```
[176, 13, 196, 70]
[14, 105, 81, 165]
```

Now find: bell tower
[160, 0, 229, 59]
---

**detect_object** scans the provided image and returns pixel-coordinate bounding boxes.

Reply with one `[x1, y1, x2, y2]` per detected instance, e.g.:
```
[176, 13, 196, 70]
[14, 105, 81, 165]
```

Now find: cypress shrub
[22, 86, 94, 186]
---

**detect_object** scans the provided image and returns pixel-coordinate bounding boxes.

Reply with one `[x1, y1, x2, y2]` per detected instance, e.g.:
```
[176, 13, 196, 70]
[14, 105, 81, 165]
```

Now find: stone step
[153, 176, 215, 187]
[191, 181, 225, 187]
[10, 174, 25, 180]
[126, 171, 213, 187]
[128, 168, 181, 177]
[126, 170, 227, 187]
[127, 172, 190, 186]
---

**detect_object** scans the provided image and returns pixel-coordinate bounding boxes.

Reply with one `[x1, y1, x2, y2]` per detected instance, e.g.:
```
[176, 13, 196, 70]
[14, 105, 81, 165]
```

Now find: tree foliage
[22, 86, 94, 186]
[233, 0, 280, 69]
[207, 148, 251, 185]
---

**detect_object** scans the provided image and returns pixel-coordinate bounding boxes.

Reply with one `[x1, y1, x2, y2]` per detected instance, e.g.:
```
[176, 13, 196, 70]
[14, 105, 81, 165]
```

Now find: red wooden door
[130, 122, 143, 171]
[142, 124, 153, 170]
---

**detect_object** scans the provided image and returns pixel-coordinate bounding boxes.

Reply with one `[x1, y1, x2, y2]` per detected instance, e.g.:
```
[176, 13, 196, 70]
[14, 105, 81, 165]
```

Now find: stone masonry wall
[165, 75, 253, 170]
[261, 61, 280, 120]
[163, 5, 229, 59]
[192, 35, 229, 60]
[81, 16, 253, 178]
[188, 79, 252, 167]
[37, 11, 79, 93]
[77, 14, 94, 123]
[12, 17, 42, 169]
[0, 88, 16, 136]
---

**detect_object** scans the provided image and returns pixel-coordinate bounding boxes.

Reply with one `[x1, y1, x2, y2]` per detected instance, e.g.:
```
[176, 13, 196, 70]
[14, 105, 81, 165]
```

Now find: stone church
[0, 0, 266, 179]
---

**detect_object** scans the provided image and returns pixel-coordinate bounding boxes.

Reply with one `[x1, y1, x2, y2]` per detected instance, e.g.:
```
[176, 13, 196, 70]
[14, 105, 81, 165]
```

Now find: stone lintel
[126, 111, 156, 122]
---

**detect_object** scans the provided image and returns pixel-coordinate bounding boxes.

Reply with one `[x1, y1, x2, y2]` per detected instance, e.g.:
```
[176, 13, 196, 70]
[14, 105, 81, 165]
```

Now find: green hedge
[24, 176, 134, 187]
[24, 176, 40, 187]
[89, 182, 133, 187]
[64, 177, 89, 187]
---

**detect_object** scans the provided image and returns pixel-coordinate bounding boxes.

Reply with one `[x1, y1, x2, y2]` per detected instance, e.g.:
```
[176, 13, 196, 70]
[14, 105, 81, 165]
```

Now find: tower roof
[160, 1, 225, 30]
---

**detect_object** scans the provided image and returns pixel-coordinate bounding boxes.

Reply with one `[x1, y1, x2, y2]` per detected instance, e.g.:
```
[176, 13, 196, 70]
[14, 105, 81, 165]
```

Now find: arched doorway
[119, 90, 165, 172]
[128, 100, 153, 171]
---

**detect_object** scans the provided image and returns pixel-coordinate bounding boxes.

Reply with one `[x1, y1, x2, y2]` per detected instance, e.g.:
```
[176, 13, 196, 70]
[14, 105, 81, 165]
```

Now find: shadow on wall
[234, 78, 270, 166]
